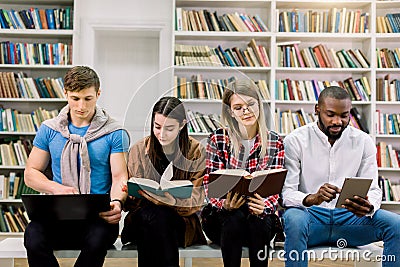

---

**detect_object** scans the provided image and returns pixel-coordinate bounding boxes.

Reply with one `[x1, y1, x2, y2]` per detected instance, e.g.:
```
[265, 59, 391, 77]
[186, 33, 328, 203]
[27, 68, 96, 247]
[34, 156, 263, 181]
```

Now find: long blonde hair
[221, 79, 269, 158]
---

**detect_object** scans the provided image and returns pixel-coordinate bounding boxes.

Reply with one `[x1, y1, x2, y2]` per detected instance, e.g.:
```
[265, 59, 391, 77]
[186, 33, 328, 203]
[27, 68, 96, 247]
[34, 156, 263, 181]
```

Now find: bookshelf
[0, 0, 75, 238]
[172, 0, 400, 208]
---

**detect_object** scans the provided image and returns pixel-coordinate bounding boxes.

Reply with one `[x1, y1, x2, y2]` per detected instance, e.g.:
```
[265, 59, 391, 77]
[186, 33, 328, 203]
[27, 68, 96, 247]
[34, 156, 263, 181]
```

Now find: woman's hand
[223, 191, 246, 211]
[247, 193, 265, 215]
[139, 190, 177, 206]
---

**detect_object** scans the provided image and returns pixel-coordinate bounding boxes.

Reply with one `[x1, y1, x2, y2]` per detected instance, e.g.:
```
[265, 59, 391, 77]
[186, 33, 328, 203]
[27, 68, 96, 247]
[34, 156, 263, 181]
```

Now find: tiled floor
[15, 258, 354, 267]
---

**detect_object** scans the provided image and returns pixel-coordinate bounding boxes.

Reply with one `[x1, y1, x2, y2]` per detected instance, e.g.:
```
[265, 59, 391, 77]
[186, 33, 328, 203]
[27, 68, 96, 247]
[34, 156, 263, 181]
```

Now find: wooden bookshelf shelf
[175, 31, 272, 40]
[0, 98, 66, 103]
[0, 29, 73, 38]
[0, 132, 36, 136]
[0, 65, 73, 69]
[0, 199, 23, 203]
[0, 166, 25, 170]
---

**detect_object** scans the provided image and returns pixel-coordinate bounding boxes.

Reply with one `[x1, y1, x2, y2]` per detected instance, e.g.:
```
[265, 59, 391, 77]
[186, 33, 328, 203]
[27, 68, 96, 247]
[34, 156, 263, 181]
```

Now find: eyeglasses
[231, 101, 258, 115]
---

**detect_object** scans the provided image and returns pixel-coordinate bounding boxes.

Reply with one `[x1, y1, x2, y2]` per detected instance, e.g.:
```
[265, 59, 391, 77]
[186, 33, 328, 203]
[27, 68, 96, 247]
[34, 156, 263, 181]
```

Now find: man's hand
[52, 185, 79, 195]
[341, 195, 373, 217]
[139, 190, 176, 206]
[303, 183, 340, 206]
[99, 201, 122, 224]
[223, 191, 246, 211]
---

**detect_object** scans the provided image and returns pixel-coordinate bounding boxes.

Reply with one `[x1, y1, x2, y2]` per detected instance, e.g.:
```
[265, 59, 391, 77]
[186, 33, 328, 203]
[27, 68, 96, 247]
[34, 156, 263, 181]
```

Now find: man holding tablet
[23, 66, 129, 267]
[282, 86, 400, 267]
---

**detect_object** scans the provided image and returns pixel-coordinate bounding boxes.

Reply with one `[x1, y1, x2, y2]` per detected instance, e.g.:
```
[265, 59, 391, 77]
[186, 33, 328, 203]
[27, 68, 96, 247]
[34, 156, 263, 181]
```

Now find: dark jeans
[202, 205, 275, 267]
[121, 201, 186, 267]
[24, 218, 119, 267]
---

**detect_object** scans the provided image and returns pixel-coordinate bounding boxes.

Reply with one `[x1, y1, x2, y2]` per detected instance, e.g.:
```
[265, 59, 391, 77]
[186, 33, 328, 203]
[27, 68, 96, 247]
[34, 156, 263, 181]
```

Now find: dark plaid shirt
[203, 128, 285, 214]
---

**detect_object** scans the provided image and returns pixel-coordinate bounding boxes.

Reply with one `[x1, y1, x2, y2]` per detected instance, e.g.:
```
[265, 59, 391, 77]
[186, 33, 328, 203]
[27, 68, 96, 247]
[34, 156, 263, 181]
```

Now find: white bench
[0, 237, 383, 267]
[0, 237, 248, 267]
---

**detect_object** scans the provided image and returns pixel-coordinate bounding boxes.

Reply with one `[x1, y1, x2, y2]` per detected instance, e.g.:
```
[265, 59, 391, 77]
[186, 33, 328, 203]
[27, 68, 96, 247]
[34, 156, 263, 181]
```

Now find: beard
[318, 114, 349, 140]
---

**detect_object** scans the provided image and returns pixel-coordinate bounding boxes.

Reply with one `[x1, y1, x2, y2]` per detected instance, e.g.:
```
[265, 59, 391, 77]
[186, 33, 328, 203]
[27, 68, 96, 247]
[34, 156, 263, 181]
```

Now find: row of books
[275, 107, 368, 135]
[187, 107, 367, 135]
[0, 7, 73, 30]
[376, 13, 400, 33]
[377, 142, 399, 169]
[376, 111, 400, 135]
[276, 76, 371, 102]
[376, 75, 400, 101]
[277, 42, 370, 69]
[377, 48, 400, 68]
[175, 39, 270, 67]
[274, 108, 316, 135]
[175, 8, 268, 32]
[0, 139, 33, 166]
[349, 107, 369, 133]
[277, 8, 369, 33]
[0, 41, 72, 65]
[174, 75, 270, 101]
[0, 172, 36, 200]
[187, 110, 221, 134]
[0, 72, 64, 99]
[0, 107, 59, 133]
[379, 176, 400, 202]
[0, 205, 30, 232]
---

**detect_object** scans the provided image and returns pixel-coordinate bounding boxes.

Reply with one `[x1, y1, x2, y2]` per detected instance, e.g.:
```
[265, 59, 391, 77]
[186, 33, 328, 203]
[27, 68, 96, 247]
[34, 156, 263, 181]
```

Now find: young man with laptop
[23, 66, 129, 267]
[281, 86, 400, 267]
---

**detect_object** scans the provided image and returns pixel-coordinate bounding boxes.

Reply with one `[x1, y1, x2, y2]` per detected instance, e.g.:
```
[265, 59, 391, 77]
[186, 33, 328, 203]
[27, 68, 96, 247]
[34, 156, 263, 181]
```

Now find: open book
[127, 163, 193, 199]
[207, 168, 287, 198]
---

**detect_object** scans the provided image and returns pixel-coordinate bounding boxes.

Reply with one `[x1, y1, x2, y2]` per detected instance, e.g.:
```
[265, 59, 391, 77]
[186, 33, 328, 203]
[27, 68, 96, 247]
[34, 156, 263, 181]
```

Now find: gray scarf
[43, 105, 127, 194]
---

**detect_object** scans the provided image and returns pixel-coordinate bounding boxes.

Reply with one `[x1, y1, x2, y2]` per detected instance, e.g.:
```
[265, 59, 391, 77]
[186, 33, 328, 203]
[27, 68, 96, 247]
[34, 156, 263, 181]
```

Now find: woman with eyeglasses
[121, 96, 206, 267]
[201, 79, 285, 267]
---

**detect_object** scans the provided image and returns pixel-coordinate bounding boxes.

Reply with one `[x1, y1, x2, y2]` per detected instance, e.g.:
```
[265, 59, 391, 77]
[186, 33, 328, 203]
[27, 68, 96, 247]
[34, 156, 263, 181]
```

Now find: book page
[210, 169, 250, 176]
[129, 177, 160, 189]
[160, 162, 173, 189]
[251, 168, 286, 178]
[159, 162, 192, 189]
[160, 162, 174, 181]
[160, 180, 192, 190]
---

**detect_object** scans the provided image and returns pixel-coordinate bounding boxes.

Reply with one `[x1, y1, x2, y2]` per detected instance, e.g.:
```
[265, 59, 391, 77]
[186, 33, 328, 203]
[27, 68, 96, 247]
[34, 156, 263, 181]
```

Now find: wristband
[111, 199, 124, 208]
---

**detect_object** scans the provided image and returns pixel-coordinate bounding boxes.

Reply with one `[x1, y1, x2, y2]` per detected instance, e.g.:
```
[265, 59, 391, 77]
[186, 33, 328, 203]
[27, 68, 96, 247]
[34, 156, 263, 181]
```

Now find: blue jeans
[283, 206, 400, 267]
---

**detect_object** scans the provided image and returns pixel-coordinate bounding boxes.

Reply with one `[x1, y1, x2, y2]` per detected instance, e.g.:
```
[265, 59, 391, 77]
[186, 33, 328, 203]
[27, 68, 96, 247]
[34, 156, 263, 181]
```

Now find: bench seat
[0, 237, 383, 267]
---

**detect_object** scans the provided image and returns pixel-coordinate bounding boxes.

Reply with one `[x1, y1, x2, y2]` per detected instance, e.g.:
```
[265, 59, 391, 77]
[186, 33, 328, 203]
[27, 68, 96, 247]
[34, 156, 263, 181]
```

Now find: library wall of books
[0, 0, 400, 237]
[172, 0, 400, 211]
[0, 0, 74, 237]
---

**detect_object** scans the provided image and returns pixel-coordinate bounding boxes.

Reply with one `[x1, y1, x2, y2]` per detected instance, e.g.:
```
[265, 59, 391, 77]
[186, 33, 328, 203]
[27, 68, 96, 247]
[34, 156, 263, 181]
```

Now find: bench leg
[183, 257, 192, 267]
[0, 258, 14, 267]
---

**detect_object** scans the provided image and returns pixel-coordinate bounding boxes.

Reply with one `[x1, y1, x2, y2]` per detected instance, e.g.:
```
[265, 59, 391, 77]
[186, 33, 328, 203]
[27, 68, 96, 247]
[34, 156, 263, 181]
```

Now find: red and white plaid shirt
[203, 128, 285, 214]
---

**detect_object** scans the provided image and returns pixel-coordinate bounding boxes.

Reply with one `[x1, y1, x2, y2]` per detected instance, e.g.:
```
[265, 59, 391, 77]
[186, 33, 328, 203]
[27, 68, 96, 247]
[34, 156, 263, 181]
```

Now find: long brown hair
[148, 97, 190, 180]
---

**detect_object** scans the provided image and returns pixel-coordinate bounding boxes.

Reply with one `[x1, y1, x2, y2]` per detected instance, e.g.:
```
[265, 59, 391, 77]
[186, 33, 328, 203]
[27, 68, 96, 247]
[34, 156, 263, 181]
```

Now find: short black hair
[318, 86, 351, 106]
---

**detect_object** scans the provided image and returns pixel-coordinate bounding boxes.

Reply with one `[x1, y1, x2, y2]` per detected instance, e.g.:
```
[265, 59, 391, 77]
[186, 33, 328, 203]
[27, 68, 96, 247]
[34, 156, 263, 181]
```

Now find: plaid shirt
[203, 128, 285, 214]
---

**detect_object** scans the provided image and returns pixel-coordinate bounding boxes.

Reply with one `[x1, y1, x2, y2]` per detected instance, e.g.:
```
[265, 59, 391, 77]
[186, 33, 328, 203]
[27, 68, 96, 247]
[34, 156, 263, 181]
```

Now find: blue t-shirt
[33, 122, 129, 194]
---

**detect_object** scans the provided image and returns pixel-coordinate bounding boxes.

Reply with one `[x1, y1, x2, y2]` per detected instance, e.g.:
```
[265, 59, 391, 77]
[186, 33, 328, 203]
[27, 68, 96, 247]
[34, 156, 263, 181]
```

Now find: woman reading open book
[121, 96, 206, 267]
[201, 79, 285, 267]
